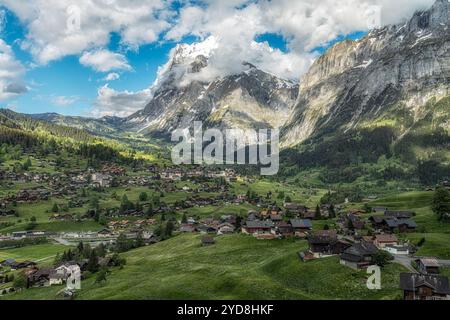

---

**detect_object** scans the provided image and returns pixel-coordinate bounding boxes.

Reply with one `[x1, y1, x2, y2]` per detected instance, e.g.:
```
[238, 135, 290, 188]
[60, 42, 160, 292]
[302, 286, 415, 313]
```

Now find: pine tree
[315, 205, 322, 220]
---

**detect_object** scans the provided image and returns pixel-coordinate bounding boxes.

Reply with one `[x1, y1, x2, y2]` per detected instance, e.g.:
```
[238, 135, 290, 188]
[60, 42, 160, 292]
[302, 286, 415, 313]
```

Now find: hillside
[280, 0, 450, 186]
[3, 234, 406, 300]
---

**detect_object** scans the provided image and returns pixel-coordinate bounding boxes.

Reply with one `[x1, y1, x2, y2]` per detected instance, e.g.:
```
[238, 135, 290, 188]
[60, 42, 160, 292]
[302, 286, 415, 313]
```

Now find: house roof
[290, 219, 312, 229]
[385, 211, 414, 219]
[385, 218, 417, 228]
[244, 220, 274, 229]
[416, 258, 440, 268]
[374, 234, 398, 243]
[341, 243, 378, 262]
[400, 273, 450, 294]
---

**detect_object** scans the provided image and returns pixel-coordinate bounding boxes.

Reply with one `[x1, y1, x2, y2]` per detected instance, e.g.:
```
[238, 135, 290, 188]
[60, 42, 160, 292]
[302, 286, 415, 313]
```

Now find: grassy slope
[4, 234, 405, 300]
[0, 243, 68, 262]
[370, 191, 450, 258]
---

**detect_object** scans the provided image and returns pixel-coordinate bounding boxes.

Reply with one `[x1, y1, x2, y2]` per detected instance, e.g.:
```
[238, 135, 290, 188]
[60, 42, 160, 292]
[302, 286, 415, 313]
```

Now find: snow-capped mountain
[281, 0, 449, 147]
[125, 36, 299, 134]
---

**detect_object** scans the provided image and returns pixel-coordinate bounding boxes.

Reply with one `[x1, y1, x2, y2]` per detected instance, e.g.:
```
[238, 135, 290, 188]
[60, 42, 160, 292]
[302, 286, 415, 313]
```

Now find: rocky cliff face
[126, 37, 298, 135]
[282, 0, 450, 148]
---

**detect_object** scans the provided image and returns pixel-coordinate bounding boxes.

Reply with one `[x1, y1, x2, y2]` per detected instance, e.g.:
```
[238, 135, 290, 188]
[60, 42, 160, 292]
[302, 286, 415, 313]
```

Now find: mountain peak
[408, 0, 449, 32]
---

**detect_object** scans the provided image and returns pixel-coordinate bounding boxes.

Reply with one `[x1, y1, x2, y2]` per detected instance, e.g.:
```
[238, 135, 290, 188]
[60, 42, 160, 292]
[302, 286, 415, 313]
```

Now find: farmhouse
[308, 231, 352, 256]
[27, 268, 57, 287]
[276, 221, 294, 237]
[242, 221, 274, 235]
[10, 261, 37, 270]
[369, 216, 417, 233]
[373, 234, 399, 248]
[91, 173, 112, 188]
[400, 273, 450, 300]
[340, 242, 378, 269]
[290, 219, 312, 237]
[415, 258, 440, 275]
[217, 224, 235, 235]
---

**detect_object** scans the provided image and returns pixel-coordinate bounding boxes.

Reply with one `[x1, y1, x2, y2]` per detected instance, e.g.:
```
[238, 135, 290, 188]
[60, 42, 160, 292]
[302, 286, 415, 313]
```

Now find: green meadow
[3, 234, 406, 300]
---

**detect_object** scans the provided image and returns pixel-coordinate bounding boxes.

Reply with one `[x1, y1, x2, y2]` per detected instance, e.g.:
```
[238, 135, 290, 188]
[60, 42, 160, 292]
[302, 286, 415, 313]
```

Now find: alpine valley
[0, 0, 449, 301]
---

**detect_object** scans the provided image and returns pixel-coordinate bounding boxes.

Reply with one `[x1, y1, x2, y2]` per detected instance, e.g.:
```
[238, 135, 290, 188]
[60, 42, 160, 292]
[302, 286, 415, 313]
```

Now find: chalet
[400, 273, 450, 300]
[276, 221, 294, 237]
[308, 231, 352, 256]
[217, 224, 235, 235]
[201, 236, 215, 246]
[369, 216, 417, 233]
[242, 220, 274, 235]
[373, 234, 399, 248]
[415, 258, 440, 275]
[284, 203, 307, 214]
[179, 225, 196, 233]
[91, 173, 112, 188]
[55, 263, 80, 278]
[340, 242, 378, 269]
[10, 261, 37, 270]
[290, 219, 312, 237]
[27, 269, 56, 287]
[303, 210, 316, 220]
[348, 213, 365, 230]
[197, 224, 217, 234]
[385, 218, 417, 233]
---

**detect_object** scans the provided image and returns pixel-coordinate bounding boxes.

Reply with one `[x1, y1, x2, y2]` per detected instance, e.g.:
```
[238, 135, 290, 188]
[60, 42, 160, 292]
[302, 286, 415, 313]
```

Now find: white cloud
[80, 49, 131, 72]
[0, 0, 170, 64]
[92, 84, 151, 117]
[50, 95, 79, 106]
[103, 72, 120, 81]
[0, 39, 27, 101]
[162, 0, 435, 81]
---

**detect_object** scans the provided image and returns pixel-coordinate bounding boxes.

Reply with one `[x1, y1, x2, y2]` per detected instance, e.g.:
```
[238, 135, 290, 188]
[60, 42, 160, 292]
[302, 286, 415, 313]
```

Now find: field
[0, 243, 68, 264]
[370, 191, 450, 259]
[3, 234, 406, 300]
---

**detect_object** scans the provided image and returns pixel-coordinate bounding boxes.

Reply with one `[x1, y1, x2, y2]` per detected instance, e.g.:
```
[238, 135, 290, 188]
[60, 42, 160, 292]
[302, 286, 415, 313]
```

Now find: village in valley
[1, 154, 450, 300]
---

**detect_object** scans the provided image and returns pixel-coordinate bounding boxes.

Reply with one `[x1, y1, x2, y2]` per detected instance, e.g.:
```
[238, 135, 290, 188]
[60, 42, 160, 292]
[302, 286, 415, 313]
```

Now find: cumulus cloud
[80, 49, 131, 72]
[103, 72, 120, 81]
[92, 84, 151, 117]
[163, 0, 435, 81]
[0, 0, 170, 64]
[50, 95, 79, 106]
[0, 39, 27, 101]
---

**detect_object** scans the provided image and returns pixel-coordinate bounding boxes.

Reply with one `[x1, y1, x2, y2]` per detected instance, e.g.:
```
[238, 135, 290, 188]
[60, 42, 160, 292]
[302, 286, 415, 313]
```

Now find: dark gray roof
[385, 211, 414, 219]
[385, 218, 417, 228]
[400, 273, 450, 295]
[290, 219, 312, 229]
[341, 242, 378, 262]
[244, 220, 274, 229]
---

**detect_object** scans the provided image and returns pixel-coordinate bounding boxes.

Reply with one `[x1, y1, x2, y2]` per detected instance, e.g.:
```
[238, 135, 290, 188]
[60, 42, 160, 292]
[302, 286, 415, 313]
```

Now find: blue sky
[0, 0, 430, 118]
